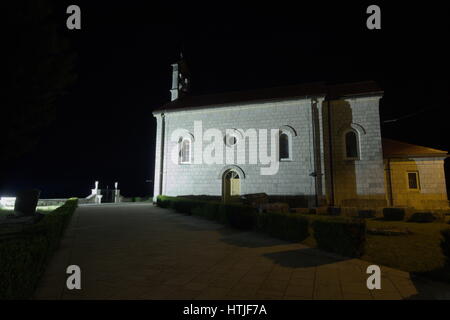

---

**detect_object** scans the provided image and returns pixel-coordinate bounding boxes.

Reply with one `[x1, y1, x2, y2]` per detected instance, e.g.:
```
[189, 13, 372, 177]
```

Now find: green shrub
[0, 198, 78, 299]
[316, 206, 341, 216]
[220, 203, 257, 230]
[383, 208, 405, 221]
[0, 235, 49, 300]
[312, 217, 366, 257]
[327, 206, 341, 216]
[358, 210, 375, 219]
[441, 229, 450, 265]
[156, 195, 170, 208]
[408, 212, 437, 223]
[157, 195, 255, 228]
[291, 208, 315, 214]
[285, 215, 309, 241]
[191, 202, 221, 221]
[257, 211, 282, 237]
[257, 212, 309, 242]
[156, 195, 203, 214]
[156, 195, 369, 258]
[177, 199, 203, 215]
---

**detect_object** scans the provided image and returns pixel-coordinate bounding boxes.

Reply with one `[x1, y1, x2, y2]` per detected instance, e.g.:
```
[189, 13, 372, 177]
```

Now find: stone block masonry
[153, 94, 387, 207]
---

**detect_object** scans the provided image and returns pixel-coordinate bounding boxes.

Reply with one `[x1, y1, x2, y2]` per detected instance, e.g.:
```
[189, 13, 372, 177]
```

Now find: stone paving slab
[34, 203, 450, 300]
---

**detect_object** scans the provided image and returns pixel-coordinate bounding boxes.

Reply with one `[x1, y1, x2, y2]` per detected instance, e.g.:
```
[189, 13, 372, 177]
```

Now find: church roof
[382, 138, 448, 158]
[155, 81, 383, 113]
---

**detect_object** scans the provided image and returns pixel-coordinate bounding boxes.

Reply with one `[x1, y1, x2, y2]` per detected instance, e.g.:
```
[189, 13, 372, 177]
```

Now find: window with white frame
[179, 138, 191, 164]
[407, 171, 420, 190]
[344, 130, 359, 159]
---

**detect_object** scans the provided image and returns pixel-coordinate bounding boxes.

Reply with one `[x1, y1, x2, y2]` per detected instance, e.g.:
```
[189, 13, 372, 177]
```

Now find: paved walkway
[34, 203, 450, 300]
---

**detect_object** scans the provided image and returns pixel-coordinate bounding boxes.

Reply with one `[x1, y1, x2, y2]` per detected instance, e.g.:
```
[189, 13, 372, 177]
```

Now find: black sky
[2, 1, 450, 198]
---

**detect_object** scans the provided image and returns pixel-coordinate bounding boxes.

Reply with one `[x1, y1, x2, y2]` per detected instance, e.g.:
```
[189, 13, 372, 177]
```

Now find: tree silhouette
[2, 1, 77, 164]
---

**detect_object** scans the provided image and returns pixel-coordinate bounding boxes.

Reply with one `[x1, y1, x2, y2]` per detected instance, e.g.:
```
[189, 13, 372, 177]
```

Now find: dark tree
[2, 1, 77, 164]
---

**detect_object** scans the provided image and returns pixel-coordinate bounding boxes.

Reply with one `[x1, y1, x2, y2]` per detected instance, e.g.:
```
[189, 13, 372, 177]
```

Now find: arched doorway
[222, 170, 240, 202]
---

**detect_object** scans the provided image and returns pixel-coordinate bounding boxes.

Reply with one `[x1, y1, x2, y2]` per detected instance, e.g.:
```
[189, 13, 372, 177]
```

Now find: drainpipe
[158, 113, 166, 196]
[310, 98, 319, 207]
[327, 100, 335, 206]
[386, 158, 394, 206]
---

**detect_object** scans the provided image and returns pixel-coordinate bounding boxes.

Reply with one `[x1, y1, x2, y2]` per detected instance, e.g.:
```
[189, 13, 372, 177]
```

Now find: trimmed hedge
[257, 211, 309, 242]
[316, 206, 341, 216]
[311, 217, 366, 257]
[170, 198, 202, 215]
[157, 195, 256, 229]
[358, 210, 375, 219]
[408, 212, 437, 223]
[383, 208, 405, 221]
[0, 198, 78, 300]
[157, 195, 200, 214]
[327, 207, 341, 216]
[156, 195, 366, 257]
[220, 203, 257, 230]
[191, 202, 223, 222]
[441, 229, 450, 265]
[156, 195, 170, 208]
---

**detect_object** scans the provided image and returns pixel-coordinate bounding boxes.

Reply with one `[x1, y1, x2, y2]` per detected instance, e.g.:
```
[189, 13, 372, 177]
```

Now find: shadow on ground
[263, 247, 348, 268]
[218, 229, 288, 248]
[406, 265, 450, 299]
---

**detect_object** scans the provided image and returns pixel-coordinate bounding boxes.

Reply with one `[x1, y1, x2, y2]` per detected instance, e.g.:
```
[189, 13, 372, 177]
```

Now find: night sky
[2, 2, 449, 198]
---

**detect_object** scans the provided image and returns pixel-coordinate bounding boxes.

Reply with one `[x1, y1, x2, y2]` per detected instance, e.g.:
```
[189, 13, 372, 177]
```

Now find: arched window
[179, 138, 191, 164]
[279, 132, 291, 160]
[345, 130, 359, 159]
[278, 126, 296, 161]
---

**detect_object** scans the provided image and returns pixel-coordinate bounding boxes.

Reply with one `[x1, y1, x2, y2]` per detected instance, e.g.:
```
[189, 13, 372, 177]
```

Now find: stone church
[152, 58, 448, 209]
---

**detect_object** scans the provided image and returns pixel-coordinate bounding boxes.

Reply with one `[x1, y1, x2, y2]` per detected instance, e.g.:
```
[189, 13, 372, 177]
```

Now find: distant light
[0, 197, 16, 208]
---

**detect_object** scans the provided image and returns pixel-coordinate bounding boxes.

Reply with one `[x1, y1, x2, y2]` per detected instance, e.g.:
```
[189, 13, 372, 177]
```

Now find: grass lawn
[301, 216, 450, 282]
[363, 220, 449, 272]
[0, 208, 9, 216]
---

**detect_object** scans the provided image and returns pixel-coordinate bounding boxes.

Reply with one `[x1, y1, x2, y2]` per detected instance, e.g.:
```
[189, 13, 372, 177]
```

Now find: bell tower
[170, 52, 190, 101]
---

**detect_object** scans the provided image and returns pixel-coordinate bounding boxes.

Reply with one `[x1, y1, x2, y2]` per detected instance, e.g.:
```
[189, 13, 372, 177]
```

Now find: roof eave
[152, 94, 328, 115]
[384, 153, 449, 159]
[339, 91, 384, 99]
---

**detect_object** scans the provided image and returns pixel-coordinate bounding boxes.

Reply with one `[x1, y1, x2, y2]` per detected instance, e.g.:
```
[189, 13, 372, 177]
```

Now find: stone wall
[321, 96, 386, 207]
[386, 158, 449, 209]
[154, 98, 321, 205]
[153, 94, 387, 208]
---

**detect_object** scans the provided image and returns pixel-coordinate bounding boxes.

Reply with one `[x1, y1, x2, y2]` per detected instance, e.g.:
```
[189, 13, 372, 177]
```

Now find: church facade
[152, 59, 448, 209]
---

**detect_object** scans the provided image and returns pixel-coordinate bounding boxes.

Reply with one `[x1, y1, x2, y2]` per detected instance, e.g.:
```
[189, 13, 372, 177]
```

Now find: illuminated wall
[322, 96, 387, 207]
[153, 94, 387, 207]
[154, 98, 323, 205]
[386, 158, 448, 209]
